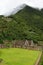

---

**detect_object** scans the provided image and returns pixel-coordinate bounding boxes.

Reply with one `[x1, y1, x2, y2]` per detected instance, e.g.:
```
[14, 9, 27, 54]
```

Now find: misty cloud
[0, 0, 43, 15]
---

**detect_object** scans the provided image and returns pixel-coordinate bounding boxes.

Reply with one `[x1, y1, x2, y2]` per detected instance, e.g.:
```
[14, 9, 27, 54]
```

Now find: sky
[0, 0, 43, 15]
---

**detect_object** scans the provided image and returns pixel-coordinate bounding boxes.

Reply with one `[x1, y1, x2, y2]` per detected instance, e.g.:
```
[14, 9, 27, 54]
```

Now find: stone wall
[0, 40, 42, 50]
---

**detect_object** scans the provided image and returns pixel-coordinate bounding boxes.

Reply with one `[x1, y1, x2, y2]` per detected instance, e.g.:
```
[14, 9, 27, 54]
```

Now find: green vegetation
[0, 5, 43, 65]
[0, 48, 41, 65]
[0, 5, 43, 43]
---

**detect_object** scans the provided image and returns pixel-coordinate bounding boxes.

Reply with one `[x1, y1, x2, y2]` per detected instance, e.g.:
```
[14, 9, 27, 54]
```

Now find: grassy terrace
[0, 48, 41, 65]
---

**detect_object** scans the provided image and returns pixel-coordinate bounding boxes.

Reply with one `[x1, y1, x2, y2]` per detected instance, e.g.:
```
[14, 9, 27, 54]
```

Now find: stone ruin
[12, 40, 34, 48]
[0, 40, 42, 50]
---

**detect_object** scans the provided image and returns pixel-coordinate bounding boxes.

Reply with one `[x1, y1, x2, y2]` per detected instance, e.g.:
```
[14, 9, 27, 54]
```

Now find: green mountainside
[0, 5, 43, 43]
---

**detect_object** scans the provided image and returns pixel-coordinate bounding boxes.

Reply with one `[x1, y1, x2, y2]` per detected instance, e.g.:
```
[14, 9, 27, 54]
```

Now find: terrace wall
[0, 40, 42, 50]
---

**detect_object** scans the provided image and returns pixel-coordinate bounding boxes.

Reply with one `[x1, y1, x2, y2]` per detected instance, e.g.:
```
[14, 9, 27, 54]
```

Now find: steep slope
[0, 5, 43, 43]
[8, 5, 43, 40]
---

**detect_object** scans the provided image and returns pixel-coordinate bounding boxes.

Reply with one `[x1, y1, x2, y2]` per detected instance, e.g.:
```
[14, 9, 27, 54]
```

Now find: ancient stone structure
[12, 40, 34, 48]
[0, 40, 42, 50]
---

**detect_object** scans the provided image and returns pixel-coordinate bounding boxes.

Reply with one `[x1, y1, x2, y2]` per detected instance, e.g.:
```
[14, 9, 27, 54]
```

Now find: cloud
[0, 0, 25, 15]
[25, 0, 43, 8]
[0, 0, 43, 15]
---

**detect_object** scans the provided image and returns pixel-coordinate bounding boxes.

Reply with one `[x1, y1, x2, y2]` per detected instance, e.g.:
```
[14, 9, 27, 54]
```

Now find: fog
[0, 0, 43, 15]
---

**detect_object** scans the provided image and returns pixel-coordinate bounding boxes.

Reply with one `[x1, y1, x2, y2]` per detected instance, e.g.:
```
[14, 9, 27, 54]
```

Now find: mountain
[3, 4, 41, 17]
[41, 8, 43, 14]
[0, 4, 43, 43]
[4, 4, 26, 16]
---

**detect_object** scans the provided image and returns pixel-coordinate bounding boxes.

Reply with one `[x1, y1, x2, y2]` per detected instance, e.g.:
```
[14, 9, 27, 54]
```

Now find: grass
[0, 48, 41, 65]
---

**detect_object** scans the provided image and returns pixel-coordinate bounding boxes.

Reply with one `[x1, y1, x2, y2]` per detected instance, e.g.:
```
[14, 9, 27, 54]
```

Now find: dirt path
[35, 51, 42, 65]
